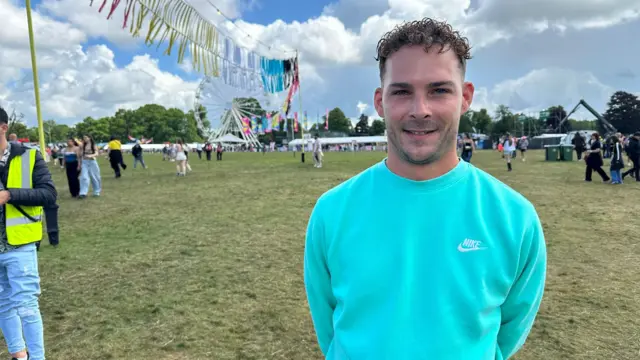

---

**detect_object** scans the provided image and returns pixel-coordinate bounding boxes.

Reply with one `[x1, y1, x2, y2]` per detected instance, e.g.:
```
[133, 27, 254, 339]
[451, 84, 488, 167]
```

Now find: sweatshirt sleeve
[497, 211, 547, 359]
[304, 200, 336, 355]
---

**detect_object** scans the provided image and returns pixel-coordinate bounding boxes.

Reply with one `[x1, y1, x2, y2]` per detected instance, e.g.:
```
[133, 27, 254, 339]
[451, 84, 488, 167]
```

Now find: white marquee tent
[288, 135, 387, 147]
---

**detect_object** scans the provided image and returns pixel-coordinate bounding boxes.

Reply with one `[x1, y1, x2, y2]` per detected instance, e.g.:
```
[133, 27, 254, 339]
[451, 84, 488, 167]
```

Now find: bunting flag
[242, 117, 251, 135]
[265, 114, 272, 133]
[294, 112, 299, 133]
[325, 108, 329, 130]
[251, 116, 260, 134]
[273, 113, 281, 131]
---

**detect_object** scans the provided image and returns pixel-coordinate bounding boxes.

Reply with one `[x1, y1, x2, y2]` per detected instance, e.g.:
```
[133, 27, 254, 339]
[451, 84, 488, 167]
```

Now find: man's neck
[386, 150, 459, 181]
[0, 140, 8, 155]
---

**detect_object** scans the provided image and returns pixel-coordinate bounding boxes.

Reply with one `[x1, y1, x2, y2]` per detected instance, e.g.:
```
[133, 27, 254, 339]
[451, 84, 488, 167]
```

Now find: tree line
[8, 91, 639, 145]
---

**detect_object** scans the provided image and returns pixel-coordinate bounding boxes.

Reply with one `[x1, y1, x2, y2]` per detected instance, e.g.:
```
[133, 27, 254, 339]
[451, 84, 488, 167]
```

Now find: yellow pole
[25, 0, 47, 156]
[296, 50, 305, 162]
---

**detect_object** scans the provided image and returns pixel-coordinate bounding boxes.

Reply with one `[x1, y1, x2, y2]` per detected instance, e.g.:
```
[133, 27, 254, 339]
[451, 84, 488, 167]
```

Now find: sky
[1, 0, 639, 128]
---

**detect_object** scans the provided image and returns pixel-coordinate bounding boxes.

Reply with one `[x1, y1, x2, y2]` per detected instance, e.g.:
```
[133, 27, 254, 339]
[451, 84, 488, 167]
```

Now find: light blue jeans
[0, 243, 45, 359]
[80, 158, 102, 196]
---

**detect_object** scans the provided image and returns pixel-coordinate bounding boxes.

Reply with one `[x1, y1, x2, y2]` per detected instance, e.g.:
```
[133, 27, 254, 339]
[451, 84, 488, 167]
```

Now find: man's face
[374, 46, 474, 165]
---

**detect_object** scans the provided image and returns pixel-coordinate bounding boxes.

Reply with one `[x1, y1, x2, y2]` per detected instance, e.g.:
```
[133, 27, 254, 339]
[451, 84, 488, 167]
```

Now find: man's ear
[374, 87, 384, 118]
[461, 82, 475, 113]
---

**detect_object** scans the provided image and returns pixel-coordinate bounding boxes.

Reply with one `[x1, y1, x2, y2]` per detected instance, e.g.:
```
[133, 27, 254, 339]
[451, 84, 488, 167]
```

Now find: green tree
[472, 108, 492, 134]
[327, 107, 351, 134]
[459, 110, 475, 133]
[603, 91, 640, 134]
[354, 114, 369, 135]
[369, 119, 386, 136]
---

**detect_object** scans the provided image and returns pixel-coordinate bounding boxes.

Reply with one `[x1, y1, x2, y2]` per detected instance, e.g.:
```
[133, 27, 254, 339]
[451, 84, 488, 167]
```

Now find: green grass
[5, 150, 640, 359]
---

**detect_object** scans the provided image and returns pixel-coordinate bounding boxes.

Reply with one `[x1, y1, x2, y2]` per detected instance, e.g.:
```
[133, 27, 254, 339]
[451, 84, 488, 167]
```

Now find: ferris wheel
[193, 76, 280, 148]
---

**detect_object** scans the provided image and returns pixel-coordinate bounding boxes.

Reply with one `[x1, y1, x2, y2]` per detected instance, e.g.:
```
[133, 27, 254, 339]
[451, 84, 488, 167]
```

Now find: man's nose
[410, 96, 432, 119]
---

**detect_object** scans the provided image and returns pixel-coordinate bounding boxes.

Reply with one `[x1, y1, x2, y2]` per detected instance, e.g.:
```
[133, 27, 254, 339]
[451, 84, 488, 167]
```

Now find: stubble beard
[387, 124, 456, 166]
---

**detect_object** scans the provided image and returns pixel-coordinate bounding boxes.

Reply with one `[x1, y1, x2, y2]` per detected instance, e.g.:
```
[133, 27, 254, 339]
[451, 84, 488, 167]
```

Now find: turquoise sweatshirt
[304, 159, 546, 360]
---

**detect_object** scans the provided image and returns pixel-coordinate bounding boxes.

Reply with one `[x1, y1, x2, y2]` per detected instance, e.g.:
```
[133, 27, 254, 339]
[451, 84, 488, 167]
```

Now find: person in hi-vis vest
[0, 107, 57, 360]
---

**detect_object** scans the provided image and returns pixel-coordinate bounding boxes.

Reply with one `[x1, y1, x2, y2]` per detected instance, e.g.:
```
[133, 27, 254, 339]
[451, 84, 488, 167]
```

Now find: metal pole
[25, 0, 47, 155]
[296, 50, 305, 163]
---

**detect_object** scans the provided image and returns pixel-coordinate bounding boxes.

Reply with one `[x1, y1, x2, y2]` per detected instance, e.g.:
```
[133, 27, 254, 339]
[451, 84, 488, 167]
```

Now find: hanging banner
[294, 112, 299, 133]
[325, 109, 329, 130]
[273, 113, 280, 131]
[242, 117, 251, 135]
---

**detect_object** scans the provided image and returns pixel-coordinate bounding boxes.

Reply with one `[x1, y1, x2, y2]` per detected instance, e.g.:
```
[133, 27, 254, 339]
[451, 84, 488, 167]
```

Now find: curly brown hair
[375, 18, 472, 81]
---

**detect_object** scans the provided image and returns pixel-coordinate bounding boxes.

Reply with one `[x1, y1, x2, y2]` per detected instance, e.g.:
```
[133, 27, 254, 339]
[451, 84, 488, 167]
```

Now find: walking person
[584, 132, 610, 182]
[175, 139, 187, 176]
[62, 138, 81, 198]
[107, 136, 127, 178]
[0, 106, 57, 360]
[622, 132, 640, 182]
[183, 143, 193, 172]
[204, 142, 213, 161]
[79, 134, 101, 198]
[216, 143, 223, 161]
[503, 133, 516, 171]
[519, 136, 529, 162]
[304, 19, 546, 360]
[131, 141, 146, 169]
[312, 135, 322, 168]
[609, 135, 625, 184]
[460, 133, 474, 162]
[196, 143, 203, 160]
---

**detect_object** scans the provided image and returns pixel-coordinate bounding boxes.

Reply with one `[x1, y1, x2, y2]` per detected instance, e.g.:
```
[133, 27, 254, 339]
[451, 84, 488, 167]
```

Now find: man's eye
[392, 90, 409, 95]
[434, 88, 451, 94]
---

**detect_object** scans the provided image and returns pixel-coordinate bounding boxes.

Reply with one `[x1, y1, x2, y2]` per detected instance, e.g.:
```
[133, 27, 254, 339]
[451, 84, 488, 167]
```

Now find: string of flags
[90, 0, 298, 95]
[238, 110, 329, 136]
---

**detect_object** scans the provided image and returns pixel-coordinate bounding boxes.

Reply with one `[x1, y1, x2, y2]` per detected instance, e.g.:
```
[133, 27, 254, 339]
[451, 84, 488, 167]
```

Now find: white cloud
[472, 68, 615, 119]
[356, 101, 368, 115]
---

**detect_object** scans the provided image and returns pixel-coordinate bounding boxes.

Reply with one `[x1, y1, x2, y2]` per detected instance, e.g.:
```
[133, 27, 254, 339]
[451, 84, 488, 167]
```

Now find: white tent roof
[289, 135, 387, 146]
[213, 133, 248, 143]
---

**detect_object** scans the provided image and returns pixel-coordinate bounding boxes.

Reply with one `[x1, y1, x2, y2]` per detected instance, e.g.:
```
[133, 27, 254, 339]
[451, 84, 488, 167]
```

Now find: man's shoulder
[314, 162, 381, 211]
[469, 165, 537, 217]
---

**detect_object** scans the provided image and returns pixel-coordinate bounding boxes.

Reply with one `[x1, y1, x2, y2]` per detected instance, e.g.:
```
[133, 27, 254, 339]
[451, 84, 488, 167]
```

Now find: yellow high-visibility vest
[5, 149, 43, 246]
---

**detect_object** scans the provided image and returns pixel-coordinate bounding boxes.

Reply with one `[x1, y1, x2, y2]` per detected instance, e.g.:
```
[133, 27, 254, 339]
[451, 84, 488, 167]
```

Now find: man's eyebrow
[388, 81, 455, 88]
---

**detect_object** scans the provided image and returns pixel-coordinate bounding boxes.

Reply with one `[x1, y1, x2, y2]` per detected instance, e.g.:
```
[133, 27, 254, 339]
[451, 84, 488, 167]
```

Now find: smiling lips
[404, 129, 437, 136]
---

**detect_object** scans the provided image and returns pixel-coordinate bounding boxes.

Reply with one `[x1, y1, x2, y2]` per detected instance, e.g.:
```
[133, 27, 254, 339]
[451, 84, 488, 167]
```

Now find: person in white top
[312, 135, 323, 168]
[503, 133, 516, 171]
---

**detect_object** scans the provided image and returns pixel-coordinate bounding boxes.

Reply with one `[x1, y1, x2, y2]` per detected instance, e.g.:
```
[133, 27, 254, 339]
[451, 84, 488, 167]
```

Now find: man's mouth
[403, 129, 437, 135]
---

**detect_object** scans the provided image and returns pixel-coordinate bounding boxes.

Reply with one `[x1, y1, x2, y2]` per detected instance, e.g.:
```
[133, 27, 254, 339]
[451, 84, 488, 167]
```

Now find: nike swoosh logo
[457, 244, 486, 252]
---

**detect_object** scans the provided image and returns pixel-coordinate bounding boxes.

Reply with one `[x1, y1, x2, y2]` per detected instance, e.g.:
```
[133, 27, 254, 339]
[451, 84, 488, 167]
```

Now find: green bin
[560, 145, 574, 161]
[544, 145, 559, 161]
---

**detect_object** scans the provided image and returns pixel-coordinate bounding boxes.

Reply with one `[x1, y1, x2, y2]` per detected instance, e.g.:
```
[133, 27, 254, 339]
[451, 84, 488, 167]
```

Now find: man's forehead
[384, 47, 460, 84]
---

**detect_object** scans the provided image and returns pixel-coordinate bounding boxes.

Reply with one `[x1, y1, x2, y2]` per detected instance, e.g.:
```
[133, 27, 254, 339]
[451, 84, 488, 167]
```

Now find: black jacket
[1, 143, 57, 208]
[132, 144, 142, 157]
[628, 137, 640, 158]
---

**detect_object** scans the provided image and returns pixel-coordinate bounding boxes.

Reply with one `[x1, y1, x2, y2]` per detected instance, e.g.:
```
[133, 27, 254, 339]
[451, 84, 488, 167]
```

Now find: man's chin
[399, 148, 441, 165]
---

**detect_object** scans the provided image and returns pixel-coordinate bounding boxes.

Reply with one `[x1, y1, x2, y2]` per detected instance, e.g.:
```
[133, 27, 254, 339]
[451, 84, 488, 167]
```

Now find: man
[7, 135, 18, 146]
[312, 135, 322, 168]
[0, 107, 56, 360]
[304, 18, 547, 360]
[622, 131, 640, 181]
[572, 132, 586, 160]
[17, 142, 59, 252]
[131, 140, 146, 169]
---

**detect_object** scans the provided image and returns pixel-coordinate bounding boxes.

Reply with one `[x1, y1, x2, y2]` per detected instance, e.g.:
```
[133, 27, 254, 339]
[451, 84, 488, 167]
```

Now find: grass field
[4, 149, 639, 359]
